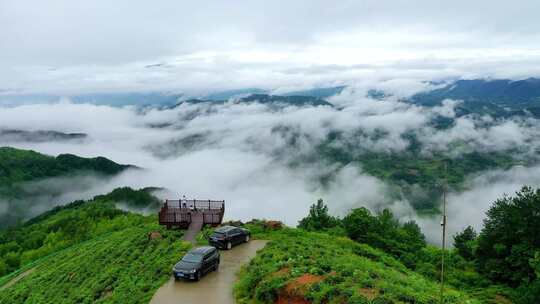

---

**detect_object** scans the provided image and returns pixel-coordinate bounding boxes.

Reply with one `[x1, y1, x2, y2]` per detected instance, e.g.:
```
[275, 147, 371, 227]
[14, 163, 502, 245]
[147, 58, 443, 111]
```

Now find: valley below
[1, 81, 540, 303]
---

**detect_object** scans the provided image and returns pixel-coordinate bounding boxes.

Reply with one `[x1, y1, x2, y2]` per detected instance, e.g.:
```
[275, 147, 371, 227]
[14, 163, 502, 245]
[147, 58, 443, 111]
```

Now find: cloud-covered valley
[1, 86, 539, 243]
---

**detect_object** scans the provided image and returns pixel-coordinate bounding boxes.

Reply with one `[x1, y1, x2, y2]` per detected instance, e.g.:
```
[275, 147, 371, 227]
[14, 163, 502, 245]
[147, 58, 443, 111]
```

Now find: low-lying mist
[1, 84, 539, 243]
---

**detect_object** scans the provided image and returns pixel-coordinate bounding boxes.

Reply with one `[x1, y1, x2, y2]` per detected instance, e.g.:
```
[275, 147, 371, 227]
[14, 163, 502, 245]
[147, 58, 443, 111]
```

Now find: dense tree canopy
[0, 147, 130, 186]
[453, 226, 477, 261]
[342, 207, 426, 267]
[476, 186, 540, 286]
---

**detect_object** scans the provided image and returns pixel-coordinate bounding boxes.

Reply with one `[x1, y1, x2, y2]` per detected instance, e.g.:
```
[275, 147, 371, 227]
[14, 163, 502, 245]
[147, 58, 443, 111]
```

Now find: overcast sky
[2, 0, 540, 94]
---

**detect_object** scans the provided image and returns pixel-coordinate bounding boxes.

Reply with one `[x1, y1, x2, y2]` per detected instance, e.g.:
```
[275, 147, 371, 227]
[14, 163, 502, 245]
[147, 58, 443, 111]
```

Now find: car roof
[214, 225, 239, 233]
[188, 246, 216, 255]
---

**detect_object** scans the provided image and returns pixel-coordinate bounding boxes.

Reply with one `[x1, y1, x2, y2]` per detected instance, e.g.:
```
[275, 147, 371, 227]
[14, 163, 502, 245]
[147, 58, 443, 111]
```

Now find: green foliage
[413, 245, 492, 290]
[298, 199, 340, 231]
[476, 186, 540, 287]
[0, 146, 130, 186]
[342, 208, 426, 267]
[0, 187, 188, 303]
[0, 147, 133, 228]
[93, 187, 162, 209]
[235, 225, 479, 304]
[512, 252, 540, 304]
[342, 207, 375, 243]
[0, 188, 160, 276]
[454, 226, 478, 261]
[0, 226, 188, 303]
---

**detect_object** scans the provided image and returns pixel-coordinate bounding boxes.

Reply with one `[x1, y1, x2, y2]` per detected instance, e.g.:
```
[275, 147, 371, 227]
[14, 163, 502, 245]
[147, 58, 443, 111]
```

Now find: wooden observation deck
[158, 199, 225, 229]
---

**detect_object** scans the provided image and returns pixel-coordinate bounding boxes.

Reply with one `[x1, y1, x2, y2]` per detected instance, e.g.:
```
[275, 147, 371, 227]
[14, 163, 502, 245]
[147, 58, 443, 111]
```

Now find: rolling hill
[0, 188, 188, 303]
[0, 147, 134, 227]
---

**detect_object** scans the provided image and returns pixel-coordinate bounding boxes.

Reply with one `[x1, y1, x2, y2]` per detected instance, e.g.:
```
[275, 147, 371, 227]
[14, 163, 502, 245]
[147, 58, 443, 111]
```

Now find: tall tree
[453, 226, 477, 261]
[298, 199, 339, 231]
[476, 186, 540, 286]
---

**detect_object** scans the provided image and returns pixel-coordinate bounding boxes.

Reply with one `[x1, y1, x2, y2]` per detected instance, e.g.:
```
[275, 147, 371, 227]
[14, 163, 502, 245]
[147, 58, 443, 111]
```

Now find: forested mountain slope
[0, 147, 134, 227]
[0, 146, 130, 185]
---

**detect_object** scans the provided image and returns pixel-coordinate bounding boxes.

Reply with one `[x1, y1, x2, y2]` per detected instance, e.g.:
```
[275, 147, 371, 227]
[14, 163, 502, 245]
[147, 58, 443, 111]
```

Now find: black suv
[209, 225, 251, 250]
[172, 246, 220, 281]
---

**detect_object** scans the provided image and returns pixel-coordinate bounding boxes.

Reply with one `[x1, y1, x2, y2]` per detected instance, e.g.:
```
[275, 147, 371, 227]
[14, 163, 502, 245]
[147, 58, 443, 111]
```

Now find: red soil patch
[358, 287, 379, 300]
[148, 231, 162, 240]
[264, 220, 284, 230]
[293, 274, 323, 286]
[275, 274, 324, 304]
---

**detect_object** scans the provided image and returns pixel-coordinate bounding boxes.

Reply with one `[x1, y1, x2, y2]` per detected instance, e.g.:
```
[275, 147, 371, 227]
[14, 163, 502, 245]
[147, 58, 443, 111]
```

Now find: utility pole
[440, 161, 447, 304]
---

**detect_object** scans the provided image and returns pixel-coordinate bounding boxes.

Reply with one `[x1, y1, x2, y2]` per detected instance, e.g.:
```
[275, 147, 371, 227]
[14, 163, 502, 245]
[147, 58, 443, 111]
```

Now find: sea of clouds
[1, 83, 539, 243]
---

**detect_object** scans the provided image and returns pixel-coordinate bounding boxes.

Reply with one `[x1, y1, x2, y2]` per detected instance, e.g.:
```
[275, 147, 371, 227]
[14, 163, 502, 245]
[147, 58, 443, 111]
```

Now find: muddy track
[0, 268, 35, 291]
[150, 240, 268, 304]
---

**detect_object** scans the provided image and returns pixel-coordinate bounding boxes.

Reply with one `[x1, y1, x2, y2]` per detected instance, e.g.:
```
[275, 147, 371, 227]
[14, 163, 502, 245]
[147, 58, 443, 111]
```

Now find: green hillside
[235, 226, 480, 304]
[0, 188, 189, 303]
[0, 146, 131, 187]
[0, 147, 134, 228]
[0, 227, 187, 303]
[232, 188, 540, 304]
[1, 186, 537, 303]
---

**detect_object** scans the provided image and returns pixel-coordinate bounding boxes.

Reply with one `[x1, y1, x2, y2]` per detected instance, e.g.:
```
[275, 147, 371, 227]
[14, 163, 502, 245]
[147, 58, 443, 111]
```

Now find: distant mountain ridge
[409, 78, 540, 118]
[202, 86, 346, 100]
[0, 129, 87, 143]
[239, 94, 333, 107]
[0, 87, 344, 107]
[413, 78, 540, 104]
[178, 93, 334, 107]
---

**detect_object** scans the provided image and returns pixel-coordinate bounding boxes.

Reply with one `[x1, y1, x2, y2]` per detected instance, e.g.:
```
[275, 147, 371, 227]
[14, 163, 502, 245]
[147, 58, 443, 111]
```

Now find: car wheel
[195, 271, 201, 281]
[245, 235, 250, 242]
[226, 241, 232, 250]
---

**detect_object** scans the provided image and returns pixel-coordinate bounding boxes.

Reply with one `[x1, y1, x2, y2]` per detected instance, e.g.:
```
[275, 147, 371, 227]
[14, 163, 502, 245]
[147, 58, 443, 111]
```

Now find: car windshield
[211, 232, 226, 237]
[182, 253, 203, 263]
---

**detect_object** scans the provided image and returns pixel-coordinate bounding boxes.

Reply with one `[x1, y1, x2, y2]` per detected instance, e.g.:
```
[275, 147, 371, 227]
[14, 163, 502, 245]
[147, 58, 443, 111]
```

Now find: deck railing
[158, 198, 225, 228]
[158, 210, 192, 224]
[164, 199, 225, 210]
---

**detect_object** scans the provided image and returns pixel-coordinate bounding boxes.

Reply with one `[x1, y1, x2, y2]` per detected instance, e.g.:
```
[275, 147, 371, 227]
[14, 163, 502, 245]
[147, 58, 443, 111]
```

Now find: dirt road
[0, 268, 35, 291]
[150, 240, 267, 304]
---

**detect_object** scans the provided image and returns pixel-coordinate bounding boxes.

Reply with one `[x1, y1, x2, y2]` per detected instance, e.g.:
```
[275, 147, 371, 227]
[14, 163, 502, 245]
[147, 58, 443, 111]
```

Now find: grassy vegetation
[0, 188, 164, 275]
[232, 194, 520, 304]
[0, 188, 190, 304]
[235, 223, 481, 304]
[0, 225, 188, 304]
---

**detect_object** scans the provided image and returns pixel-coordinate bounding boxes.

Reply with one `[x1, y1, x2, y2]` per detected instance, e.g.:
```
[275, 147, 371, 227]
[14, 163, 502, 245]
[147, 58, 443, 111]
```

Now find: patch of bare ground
[0, 268, 35, 291]
[358, 287, 380, 300]
[275, 274, 324, 304]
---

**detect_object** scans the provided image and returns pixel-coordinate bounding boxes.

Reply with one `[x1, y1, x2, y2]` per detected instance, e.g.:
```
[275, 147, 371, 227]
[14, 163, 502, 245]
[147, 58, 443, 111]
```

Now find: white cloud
[1, 90, 539, 243]
[412, 165, 540, 243]
[1, 1, 540, 93]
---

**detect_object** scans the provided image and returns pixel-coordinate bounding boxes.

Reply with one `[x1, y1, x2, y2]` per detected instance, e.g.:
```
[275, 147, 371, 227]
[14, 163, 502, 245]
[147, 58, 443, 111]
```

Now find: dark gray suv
[172, 246, 220, 281]
[208, 225, 250, 250]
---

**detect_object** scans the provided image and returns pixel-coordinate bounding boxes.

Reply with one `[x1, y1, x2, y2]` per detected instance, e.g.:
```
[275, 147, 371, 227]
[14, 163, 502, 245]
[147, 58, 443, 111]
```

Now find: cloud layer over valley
[1, 85, 539, 243]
